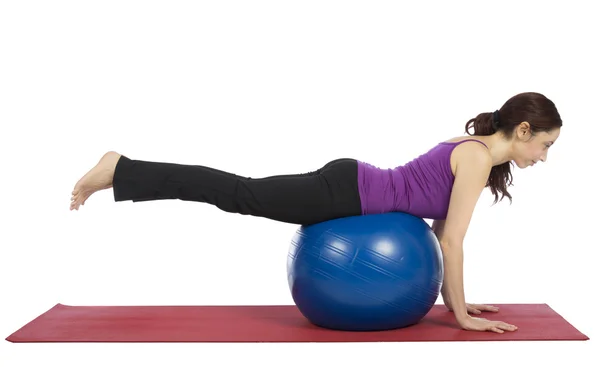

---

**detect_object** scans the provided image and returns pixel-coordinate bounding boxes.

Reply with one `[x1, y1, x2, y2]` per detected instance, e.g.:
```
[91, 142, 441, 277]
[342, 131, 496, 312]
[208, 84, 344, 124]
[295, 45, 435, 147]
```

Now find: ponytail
[464, 112, 514, 204]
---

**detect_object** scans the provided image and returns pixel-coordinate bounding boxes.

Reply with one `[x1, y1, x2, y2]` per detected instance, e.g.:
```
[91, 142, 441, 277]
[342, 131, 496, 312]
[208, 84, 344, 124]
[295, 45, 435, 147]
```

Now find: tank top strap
[448, 138, 489, 149]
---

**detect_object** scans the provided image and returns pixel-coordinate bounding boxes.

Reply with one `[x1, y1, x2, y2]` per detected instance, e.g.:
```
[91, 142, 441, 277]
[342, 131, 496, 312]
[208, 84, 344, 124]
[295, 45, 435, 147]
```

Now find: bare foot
[70, 151, 122, 211]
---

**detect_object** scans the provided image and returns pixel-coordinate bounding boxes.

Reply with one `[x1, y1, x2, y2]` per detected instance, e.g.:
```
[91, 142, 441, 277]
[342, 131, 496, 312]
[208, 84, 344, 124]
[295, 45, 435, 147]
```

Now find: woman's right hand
[459, 315, 518, 333]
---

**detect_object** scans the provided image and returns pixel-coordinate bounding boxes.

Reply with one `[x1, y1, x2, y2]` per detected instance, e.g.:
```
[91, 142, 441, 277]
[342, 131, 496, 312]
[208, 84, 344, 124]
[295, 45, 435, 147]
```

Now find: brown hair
[464, 92, 563, 204]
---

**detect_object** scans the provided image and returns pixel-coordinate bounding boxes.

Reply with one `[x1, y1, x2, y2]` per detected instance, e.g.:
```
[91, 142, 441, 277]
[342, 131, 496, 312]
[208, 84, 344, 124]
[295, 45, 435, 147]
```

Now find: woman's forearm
[441, 241, 469, 324]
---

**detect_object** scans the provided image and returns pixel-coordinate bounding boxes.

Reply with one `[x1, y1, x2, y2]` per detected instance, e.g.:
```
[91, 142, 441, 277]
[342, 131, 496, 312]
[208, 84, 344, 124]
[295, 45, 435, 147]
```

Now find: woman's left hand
[445, 302, 499, 314]
[465, 303, 499, 315]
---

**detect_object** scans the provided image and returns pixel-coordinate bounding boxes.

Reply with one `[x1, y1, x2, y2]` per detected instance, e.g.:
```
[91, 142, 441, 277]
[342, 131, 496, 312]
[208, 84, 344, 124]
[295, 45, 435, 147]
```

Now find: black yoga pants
[112, 155, 363, 225]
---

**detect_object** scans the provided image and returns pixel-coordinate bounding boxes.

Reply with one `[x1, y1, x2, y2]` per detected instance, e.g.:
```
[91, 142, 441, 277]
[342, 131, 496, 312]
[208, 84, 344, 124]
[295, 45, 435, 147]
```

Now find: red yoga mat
[6, 303, 588, 343]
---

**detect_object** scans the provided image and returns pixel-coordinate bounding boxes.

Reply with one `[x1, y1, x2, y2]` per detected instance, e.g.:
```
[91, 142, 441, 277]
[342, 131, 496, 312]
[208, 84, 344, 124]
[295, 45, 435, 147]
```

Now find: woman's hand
[446, 302, 499, 315]
[459, 315, 518, 333]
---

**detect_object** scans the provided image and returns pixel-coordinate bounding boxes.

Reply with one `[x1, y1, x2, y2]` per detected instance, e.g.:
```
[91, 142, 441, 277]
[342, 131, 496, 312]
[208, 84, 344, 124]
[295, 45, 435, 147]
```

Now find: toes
[70, 194, 81, 210]
[81, 193, 91, 205]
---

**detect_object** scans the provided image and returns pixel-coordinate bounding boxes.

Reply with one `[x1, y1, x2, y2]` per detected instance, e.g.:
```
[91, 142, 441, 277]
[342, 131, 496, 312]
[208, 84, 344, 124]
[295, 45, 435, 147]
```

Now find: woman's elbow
[438, 236, 464, 251]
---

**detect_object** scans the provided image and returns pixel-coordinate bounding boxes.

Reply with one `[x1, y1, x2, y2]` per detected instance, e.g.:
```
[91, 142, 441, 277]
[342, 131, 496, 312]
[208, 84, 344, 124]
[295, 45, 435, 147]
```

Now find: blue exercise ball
[287, 212, 443, 331]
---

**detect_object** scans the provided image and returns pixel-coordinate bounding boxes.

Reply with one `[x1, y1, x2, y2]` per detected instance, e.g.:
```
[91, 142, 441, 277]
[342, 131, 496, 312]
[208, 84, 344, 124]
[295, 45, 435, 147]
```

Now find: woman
[70, 91, 562, 334]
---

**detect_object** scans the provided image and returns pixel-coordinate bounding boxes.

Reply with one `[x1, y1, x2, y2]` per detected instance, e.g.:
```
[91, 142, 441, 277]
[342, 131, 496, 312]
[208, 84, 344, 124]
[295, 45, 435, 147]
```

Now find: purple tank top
[356, 139, 488, 219]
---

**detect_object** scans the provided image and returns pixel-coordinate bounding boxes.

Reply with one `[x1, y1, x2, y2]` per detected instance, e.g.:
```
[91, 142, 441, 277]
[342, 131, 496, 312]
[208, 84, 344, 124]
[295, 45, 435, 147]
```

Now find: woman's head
[464, 92, 563, 204]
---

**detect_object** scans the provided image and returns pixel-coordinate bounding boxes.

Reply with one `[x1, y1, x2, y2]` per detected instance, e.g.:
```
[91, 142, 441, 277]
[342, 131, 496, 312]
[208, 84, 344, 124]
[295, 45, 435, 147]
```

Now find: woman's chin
[514, 160, 529, 169]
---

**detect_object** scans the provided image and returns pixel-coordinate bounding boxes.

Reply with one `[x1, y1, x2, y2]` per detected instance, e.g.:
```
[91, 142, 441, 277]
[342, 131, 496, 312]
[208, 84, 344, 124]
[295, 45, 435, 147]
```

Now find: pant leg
[112, 156, 362, 225]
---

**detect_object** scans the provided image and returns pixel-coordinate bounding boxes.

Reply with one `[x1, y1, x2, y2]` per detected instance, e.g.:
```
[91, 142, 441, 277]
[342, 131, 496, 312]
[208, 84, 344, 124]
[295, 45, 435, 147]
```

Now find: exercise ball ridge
[286, 212, 443, 331]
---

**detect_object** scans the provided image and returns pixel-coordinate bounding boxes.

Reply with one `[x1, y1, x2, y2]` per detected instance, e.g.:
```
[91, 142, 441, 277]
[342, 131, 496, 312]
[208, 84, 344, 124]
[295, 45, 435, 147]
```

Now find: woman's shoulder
[442, 136, 492, 176]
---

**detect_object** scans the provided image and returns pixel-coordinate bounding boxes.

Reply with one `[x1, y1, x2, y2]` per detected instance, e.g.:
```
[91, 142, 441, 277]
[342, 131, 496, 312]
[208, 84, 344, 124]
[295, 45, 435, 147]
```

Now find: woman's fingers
[492, 321, 518, 332]
[467, 306, 482, 314]
[468, 303, 499, 312]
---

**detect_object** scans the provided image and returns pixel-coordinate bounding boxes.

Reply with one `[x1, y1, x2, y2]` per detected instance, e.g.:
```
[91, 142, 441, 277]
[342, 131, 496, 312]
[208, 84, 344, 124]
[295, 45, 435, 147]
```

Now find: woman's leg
[112, 156, 362, 225]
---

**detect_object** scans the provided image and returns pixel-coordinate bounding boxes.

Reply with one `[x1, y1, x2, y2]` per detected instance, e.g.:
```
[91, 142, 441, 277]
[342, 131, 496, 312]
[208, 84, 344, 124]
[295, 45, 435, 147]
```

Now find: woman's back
[357, 138, 488, 219]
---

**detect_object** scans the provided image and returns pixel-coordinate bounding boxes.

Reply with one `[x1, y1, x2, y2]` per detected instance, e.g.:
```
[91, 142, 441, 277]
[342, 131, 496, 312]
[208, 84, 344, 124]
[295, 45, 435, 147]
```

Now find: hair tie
[492, 110, 500, 130]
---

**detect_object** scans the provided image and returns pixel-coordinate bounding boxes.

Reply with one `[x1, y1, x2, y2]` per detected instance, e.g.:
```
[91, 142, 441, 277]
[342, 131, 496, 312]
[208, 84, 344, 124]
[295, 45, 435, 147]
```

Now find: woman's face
[512, 123, 561, 169]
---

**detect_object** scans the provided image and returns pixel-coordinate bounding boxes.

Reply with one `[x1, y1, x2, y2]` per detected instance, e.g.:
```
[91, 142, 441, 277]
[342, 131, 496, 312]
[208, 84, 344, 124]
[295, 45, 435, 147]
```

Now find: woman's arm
[431, 219, 453, 309]
[439, 144, 492, 326]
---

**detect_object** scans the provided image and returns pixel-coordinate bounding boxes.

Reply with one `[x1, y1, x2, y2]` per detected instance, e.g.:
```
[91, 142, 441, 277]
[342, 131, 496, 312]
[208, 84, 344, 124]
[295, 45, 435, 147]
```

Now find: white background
[1, 1, 598, 366]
